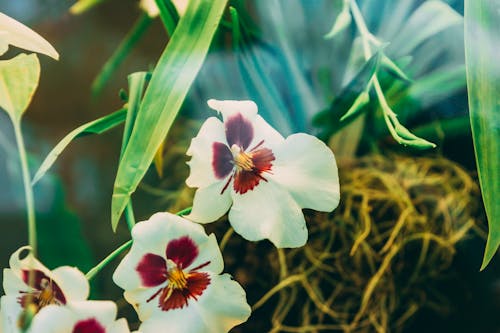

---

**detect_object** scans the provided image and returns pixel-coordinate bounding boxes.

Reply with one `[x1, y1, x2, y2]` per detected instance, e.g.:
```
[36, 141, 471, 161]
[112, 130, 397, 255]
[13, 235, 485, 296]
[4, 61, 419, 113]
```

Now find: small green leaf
[313, 51, 380, 139]
[465, 0, 500, 269]
[0, 53, 40, 123]
[324, 0, 351, 39]
[111, 0, 228, 230]
[380, 53, 411, 82]
[340, 91, 370, 122]
[69, 0, 109, 14]
[0, 12, 58, 59]
[32, 108, 127, 185]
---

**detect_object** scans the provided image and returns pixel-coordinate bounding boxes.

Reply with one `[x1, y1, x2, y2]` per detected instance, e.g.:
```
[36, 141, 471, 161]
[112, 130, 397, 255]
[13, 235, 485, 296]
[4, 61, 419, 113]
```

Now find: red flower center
[136, 236, 211, 311]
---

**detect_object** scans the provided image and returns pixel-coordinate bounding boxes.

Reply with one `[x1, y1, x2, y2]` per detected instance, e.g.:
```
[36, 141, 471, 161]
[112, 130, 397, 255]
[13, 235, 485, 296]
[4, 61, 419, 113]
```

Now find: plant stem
[85, 240, 132, 281]
[13, 121, 37, 256]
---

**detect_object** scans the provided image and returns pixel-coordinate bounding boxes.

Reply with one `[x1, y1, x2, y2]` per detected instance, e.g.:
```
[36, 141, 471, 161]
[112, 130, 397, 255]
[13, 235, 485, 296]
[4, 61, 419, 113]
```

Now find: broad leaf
[32, 108, 127, 185]
[464, 0, 500, 269]
[111, 0, 227, 230]
[0, 53, 40, 123]
[0, 12, 58, 59]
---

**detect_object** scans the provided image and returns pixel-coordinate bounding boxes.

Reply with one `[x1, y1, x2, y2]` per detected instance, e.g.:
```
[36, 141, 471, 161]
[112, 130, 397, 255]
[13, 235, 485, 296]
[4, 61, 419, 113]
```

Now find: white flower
[25, 301, 130, 333]
[185, 99, 340, 248]
[113, 212, 251, 333]
[0, 246, 89, 332]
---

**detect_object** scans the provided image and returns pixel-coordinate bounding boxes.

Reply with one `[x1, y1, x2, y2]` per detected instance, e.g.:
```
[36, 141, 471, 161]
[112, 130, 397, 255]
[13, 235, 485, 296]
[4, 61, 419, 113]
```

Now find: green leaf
[0, 53, 40, 123]
[464, 0, 500, 269]
[313, 51, 380, 140]
[69, 0, 109, 14]
[32, 108, 127, 185]
[380, 53, 411, 82]
[324, 0, 351, 39]
[111, 0, 228, 231]
[0, 12, 58, 59]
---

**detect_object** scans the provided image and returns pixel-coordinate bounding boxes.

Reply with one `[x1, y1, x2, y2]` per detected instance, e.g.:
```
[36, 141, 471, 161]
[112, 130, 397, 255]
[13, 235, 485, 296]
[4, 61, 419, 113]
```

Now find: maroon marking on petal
[72, 318, 105, 333]
[189, 260, 210, 272]
[136, 253, 167, 287]
[158, 272, 210, 311]
[225, 113, 254, 150]
[252, 147, 275, 173]
[212, 142, 233, 179]
[166, 236, 198, 269]
[233, 147, 275, 194]
[21, 269, 67, 305]
[186, 272, 210, 300]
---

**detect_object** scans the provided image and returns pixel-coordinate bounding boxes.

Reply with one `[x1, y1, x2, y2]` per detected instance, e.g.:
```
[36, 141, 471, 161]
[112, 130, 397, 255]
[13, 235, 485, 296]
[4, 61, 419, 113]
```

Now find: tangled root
[247, 155, 482, 333]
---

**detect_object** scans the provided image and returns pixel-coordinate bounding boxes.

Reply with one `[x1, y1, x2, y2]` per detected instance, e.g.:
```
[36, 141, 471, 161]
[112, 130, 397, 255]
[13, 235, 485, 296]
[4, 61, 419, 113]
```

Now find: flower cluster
[0, 247, 129, 333]
[1, 99, 339, 332]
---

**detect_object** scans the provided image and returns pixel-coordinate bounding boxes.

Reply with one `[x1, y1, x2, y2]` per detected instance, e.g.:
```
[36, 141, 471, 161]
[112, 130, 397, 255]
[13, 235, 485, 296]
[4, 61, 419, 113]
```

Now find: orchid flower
[113, 212, 251, 333]
[185, 99, 340, 248]
[0, 246, 89, 332]
[24, 301, 131, 333]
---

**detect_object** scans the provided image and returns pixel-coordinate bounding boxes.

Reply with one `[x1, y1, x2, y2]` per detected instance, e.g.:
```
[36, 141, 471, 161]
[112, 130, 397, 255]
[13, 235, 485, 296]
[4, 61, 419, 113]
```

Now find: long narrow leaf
[464, 0, 500, 269]
[32, 108, 126, 185]
[111, 0, 227, 230]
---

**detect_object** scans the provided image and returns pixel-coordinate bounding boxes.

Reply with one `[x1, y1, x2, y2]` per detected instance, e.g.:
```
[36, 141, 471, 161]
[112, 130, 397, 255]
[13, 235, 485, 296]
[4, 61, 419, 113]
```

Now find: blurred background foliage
[0, 0, 499, 332]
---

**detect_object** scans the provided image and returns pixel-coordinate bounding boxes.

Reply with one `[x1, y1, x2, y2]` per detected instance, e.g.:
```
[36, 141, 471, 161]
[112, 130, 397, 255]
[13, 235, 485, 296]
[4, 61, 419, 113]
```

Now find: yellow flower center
[231, 144, 254, 171]
[168, 267, 188, 289]
[38, 278, 57, 307]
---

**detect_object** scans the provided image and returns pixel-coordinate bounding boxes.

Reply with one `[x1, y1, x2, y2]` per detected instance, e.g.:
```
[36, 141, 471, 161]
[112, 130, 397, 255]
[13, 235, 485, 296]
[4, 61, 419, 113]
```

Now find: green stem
[91, 13, 152, 97]
[13, 122, 37, 256]
[176, 206, 192, 216]
[85, 206, 194, 281]
[124, 202, 136, 231]
[85, 240, 132, 281]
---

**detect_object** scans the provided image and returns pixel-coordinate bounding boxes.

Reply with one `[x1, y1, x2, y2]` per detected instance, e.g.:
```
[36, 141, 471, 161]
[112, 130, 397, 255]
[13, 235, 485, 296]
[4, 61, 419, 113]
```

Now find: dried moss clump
[249, 155, 481, 333]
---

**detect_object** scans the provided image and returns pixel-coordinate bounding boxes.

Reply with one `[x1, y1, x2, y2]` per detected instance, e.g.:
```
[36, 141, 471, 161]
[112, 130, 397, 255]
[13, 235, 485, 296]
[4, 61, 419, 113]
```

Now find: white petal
[228, 180, 308, 248]
[186, 181, 232, 223]
[138, 273, 250, 333]
[207, 99, 258, 123]
[250, 115, 285, 150]
[66, 301, 117, 326]
[186, 117, 227, 189]
[28, 305, 74, 333]
[0, 296, 23, 333]
[271, 133, 340, 211]
[51, 266, 89, 301]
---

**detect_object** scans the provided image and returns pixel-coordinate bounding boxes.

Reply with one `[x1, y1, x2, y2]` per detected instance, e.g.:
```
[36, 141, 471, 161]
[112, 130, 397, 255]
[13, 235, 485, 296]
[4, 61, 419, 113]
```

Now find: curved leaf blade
[464, 0, 500, 270]
[111, 0, 228, 230]
[32, 108, 127, 185]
